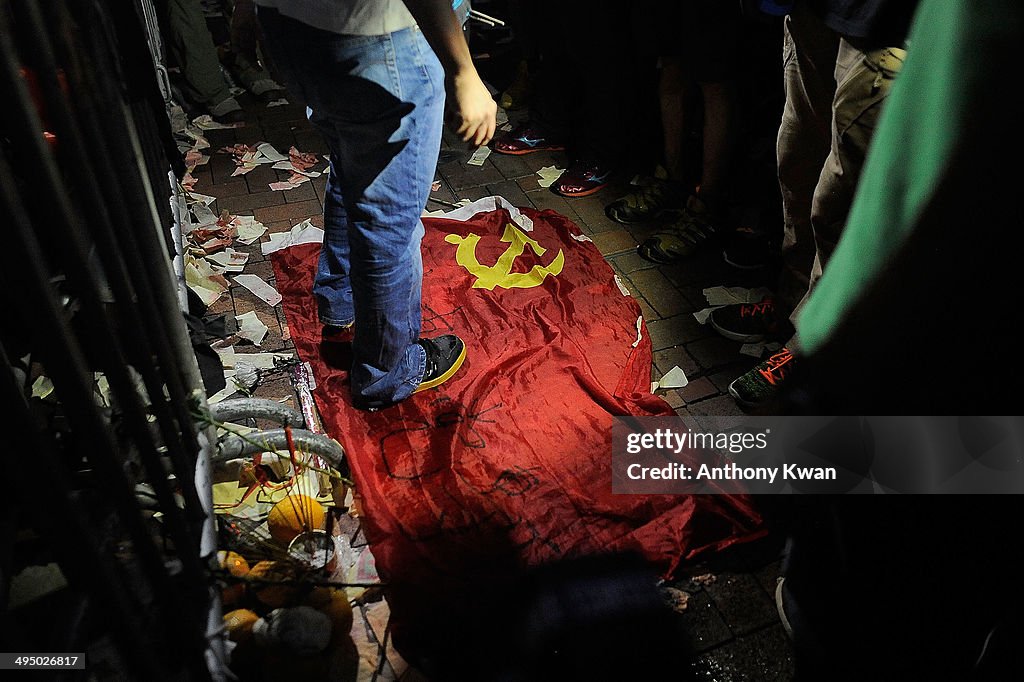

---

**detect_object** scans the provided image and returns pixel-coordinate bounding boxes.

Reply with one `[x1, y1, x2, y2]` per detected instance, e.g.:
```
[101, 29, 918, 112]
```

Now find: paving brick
[251, 374, 296, 406]
[569, 194, 622, 235]
[678, 377, 719, 404]
[232, 124, 267, 147]
[690, 625, 795, 681]
[653, 345, 701, 379]
[660, 250, 733, 287]
[242, 163, 280, 192]
[209, 152, 241, 185]
[754, 560, 784, 598]
[217, 191, 285, 215]
[260, 124, 298, 152]
[240, 260, 275, 283]
[438, 158, 505, 191]
[254, 199, 323, 225]
[709, 364, 754, 392]
[208, 178, 251, 199]
[647, 314, 711, 351]
[484, 179, 534, 210]
[282, 181, 319, 203]
[627, 269, 692, 318]
[609, 250, 659, 274]
[489, 152, 535, 180]
[636, 296, 658, 322]
[515, 149, 567, 173]
[264, 219, 295, 235]
[686, 394, 747, 419]
[704, 574, 780, 636]
[678, 590, 733, 654]
[590, 228, 638, 257]
[686, 337, 745, 370]
[205, 293, 234, 317]
[231, 239, 265, 264]
[293, 129, 330, 155]
[523, 189, 583, 226]
[659, 389, 685, 410]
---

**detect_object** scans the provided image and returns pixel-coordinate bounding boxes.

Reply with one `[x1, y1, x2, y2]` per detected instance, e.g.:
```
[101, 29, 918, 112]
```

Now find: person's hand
[446, 68, 497, 147]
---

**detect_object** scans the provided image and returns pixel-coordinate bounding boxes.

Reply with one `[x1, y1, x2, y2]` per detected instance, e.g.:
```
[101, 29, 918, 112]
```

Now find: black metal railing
[0, 1, 221, 678]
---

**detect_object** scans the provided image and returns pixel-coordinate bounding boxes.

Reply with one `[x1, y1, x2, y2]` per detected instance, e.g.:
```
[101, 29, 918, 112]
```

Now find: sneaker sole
[728, 379, 783, 413]
[722, 251, 769, 270]
[492, 145, 566, 156]
[413, 343, 467, 393]
[553, 183, 607, 198]
[606, 208, 673, 225]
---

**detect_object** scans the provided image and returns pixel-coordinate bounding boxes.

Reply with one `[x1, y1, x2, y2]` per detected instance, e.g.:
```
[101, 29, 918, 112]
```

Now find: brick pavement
[196, 95, 793, 680]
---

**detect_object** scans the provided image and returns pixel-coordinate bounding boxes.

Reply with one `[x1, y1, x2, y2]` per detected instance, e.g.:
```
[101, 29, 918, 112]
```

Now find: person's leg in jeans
[259, 10, 445, 407]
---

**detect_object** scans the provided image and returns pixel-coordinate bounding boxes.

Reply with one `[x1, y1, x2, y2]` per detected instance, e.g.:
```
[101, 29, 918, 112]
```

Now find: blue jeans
[259, 9, 445, 407]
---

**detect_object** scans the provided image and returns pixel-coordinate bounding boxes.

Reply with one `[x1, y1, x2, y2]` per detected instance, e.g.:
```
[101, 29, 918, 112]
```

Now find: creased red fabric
[270, 207, 763, 639]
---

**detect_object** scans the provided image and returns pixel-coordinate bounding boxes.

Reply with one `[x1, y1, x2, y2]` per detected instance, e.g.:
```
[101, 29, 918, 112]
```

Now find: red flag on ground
[269, 202, 763, 646]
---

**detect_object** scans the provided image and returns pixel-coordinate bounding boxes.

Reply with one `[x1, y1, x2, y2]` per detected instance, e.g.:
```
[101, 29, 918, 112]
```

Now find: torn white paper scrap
[658, 365, 689, 389]
[702, 286, 774, 306]
[234, 216, 267, 244]
[233, 274, 282, 307]
[467, 145, 492, 166]
[266, 98, 289, 108]
[694, 307, 717, 325]
[206, 248, 249, 273]
[631, 316, 643, 349]
[233, 352, 293, 370]
[614, 275, 631, 297]
[256, 142, 288, 163]
[269, 173, 311, 191]
[235, 311, 268, 346]
[184, 256, 229, 306]
[191, 202, 218, 228]
[187, 191, 217, 206]
[212, 341, 236, 369]
[437, 196, 534, 231]
[192, 114, 244, 130]
[31, 376, 54, 399]
[261, 219, 325, 255]
[207, 371, 241, 404]
[536, 165, 565, 188]
[570, 233, 593, 242]
[271, 160, 321, 177]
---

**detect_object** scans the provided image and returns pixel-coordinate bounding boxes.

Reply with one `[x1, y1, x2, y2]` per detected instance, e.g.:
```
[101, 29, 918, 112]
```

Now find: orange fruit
[223, 609, 259, 643]
[247, 560, 299, 608]
[266, 494, 326, 546]
[218, 551, 250, 607]
[217, 550, 250, 577]
[321, 589, 354, 641]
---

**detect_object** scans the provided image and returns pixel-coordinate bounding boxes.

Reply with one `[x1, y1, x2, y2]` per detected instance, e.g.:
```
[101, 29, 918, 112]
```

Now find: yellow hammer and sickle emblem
[444, 223, 565, 291]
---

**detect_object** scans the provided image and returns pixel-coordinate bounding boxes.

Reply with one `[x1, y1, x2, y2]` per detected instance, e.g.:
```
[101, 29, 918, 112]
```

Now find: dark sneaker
[723, 227, 774, 270]
[605, 171, 686, 224]
[208, 95, 245, 124]
[321, 322, 354, 343]
[414, 335, 467, 393]
[637, 194, 723, 264]
[709, 297, 780, 343]
[493, 125, 565, 155]
[250, 78, 287, 103]
[552, 161, 613, 197]
[728, 347, 796, 409]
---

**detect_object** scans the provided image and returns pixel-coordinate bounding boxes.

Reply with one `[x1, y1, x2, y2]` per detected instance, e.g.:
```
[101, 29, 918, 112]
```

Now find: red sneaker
[493, 125, 566, 155]
[552, 161, 613, 198]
